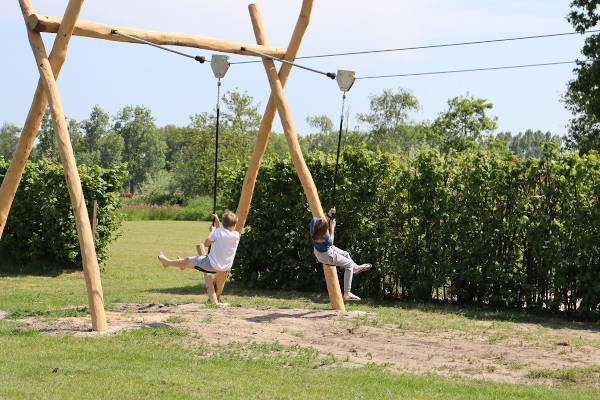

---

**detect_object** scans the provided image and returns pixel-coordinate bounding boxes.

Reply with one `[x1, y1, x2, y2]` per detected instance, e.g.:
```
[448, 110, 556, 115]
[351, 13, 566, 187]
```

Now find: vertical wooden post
[248, 4, 345, 311]
[196, 243, 218, 303]
[235, 0, 313, 231]
[19, 0, 107, 331]
[0, 0, 84, 239]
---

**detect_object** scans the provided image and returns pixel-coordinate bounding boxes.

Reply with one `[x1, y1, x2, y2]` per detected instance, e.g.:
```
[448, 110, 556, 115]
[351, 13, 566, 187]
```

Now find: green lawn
[1, 221, 599, 399]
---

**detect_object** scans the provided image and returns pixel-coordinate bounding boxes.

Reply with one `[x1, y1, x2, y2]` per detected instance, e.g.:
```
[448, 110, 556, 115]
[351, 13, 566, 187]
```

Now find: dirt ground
[4, 303, 600, 386]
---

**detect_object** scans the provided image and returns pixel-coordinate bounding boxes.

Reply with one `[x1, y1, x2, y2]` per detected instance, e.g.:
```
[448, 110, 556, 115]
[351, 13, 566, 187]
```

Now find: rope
[110, 30, 206, 63]
[239, 47, 336, 79]
[212, 78, 222, 225]
[331, 92, 347, 214]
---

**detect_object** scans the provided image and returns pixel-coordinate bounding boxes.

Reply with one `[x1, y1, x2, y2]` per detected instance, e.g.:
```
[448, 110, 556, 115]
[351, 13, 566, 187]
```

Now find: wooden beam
[19, 0, 107, 331]
[248, 4, 345, 311]
[0, 0, 82, 239]
[196, 244, 217, 303]
[235, 0, 313, 231]
[28, 14, 287, 58]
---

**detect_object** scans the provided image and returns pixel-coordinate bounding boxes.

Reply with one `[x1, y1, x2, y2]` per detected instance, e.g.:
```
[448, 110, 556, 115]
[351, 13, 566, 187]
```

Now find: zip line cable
[355, 60, 587, 80]
[230, 29, 600, 65]
[240, 47, 336, 79]
[111, 30, 206, 63]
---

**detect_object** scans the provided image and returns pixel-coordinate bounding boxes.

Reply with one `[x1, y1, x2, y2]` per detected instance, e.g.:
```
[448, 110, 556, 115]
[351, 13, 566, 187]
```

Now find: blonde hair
[222, 211, 238, 229]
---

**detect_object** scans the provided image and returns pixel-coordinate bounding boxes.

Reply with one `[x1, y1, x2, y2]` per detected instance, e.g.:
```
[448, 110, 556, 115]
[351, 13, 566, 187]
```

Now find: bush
[0, 160, 127, 271]
[223, 147, 600, 319]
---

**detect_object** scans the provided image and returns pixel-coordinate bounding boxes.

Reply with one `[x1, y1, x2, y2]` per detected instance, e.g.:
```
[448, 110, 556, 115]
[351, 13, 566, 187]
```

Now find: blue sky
[0, 1, 591, 137]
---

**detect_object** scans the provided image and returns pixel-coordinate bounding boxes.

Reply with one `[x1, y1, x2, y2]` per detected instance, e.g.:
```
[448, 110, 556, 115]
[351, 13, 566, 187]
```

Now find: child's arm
[204, 225, 216, 248]
[329, 217, 336, 244]
[212, 214, 221, 228]
[327, 206, 336, 243]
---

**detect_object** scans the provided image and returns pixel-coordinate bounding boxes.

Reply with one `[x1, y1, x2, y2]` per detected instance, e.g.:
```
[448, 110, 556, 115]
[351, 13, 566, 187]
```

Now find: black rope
[331, 92, 347, 218]
[212, 78, 222, 225]
[207, 78, 222, 254]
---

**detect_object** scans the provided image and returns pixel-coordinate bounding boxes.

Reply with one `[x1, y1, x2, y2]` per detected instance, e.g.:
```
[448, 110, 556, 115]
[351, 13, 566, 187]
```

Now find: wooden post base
[196, 243, 218, 303]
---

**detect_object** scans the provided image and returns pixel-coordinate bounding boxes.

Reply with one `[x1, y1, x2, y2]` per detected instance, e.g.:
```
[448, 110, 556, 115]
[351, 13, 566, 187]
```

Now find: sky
[0, 0, 591, 138]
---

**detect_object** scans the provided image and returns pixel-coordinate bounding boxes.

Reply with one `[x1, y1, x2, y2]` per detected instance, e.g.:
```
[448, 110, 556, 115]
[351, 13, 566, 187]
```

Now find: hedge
[223, 146, 600, 319]
[0, 159, 126, 271]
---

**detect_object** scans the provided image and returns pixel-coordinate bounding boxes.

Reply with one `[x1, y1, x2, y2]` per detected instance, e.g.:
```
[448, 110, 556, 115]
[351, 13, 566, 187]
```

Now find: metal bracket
[211, 54, 230, 78]
[336, 70, 355, 92]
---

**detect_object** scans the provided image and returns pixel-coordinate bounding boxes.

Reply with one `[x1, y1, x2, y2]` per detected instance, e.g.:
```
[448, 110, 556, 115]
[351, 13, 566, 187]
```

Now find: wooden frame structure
[0, 0, 345, 332]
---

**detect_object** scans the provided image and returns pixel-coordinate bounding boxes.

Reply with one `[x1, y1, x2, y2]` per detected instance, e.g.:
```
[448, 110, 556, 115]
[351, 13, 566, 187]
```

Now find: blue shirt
[310, 217, 332, 253]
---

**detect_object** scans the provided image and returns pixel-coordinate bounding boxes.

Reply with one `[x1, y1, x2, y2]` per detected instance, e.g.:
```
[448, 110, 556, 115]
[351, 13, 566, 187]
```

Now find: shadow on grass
[149, 280, 332, 305]
[0, 261, 75, 278]
[246, 309, 336, 323]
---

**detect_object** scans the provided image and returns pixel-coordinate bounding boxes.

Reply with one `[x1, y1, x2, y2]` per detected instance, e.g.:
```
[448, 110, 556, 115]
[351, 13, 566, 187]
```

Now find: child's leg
[323, 246, 358, 293]
[158, 252, 195, 269]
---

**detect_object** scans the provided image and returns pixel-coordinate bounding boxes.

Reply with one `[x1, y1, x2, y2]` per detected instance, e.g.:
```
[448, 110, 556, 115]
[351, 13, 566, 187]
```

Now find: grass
[1, 220, 600, 399]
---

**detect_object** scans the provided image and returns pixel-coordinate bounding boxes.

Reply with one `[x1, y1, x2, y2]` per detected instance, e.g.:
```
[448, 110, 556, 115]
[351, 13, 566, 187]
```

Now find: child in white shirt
[158, 212, 240, 273]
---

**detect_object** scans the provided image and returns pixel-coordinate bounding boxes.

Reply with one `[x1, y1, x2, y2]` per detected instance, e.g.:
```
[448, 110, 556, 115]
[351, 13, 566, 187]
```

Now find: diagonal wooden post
[0, 0, 84, 239]
[248, 3, 345, 311]
[19, 0, 107, 331]
[235, 0, 313, 231]
[196, 243, 218, 303]
[213, 0, 314, 302]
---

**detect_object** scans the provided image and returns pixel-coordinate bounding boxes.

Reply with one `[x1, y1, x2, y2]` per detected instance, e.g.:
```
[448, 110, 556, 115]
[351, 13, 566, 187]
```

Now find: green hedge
[0, 160, 126, 271]
[223, 147, 600, 319]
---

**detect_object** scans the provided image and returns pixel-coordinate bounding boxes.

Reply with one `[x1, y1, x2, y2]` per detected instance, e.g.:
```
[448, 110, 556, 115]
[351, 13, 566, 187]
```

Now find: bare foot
[158, 252, 169, 268]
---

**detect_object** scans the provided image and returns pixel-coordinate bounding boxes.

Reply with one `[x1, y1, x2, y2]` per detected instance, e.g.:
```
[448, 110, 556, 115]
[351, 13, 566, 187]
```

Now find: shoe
[354, 263, 372, 275]
[343, 293, 361, 301]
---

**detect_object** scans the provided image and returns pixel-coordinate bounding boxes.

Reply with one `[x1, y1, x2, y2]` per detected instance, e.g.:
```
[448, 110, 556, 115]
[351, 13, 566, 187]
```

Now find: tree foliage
[493, 130, 563, 158]
[0, 122, 20, 160]
[113, 105, 165, 193]
[357, 87, 420, 152]
[223, 147, 600, 319]
[431, 94, 498, 153]
[564, 0, 600, 153]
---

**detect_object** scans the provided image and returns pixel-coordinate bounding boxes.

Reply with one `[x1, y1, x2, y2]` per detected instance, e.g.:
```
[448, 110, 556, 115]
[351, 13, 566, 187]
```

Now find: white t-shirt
[207, 227, 240, 271]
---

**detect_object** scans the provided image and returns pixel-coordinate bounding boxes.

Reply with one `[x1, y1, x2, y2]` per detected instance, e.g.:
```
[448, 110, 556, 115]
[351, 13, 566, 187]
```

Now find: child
[158, 211, 240, 274]
[310, 207, 372, 301]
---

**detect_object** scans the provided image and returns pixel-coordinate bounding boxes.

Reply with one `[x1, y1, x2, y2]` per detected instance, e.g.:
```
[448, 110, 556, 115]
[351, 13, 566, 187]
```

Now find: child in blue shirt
[310, 207, 372, 301]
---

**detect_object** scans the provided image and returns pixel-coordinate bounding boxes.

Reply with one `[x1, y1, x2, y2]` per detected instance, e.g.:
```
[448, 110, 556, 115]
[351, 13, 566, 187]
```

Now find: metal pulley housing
[211, 54, 230, 78]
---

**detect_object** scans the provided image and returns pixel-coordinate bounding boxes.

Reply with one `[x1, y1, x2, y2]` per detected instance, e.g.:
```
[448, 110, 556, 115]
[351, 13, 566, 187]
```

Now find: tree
[32, 108, 59, 162]
[357, 87, 420, 152]
[171, 90, 262, 197]
[564, 0, 600, 153]
[113, 105, 165, 193]
[493, 130, 563, 158]
[431, 94, 498, 153]
[304, 114, 338, 153]
[0, 122, 20, 160]
[220, 90, 262, 163]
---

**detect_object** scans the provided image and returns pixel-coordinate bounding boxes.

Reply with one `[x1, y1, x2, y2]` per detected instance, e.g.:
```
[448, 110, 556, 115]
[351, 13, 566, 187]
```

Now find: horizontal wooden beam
[28, 14, 287, 58]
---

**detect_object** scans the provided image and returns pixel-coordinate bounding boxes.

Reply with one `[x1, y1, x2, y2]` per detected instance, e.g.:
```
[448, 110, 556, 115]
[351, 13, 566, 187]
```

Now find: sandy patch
[5, 303, 600, 385]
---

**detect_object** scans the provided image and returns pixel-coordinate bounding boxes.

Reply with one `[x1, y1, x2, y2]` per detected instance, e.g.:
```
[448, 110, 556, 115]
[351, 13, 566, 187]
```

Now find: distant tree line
[1, 88, 564, 202]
